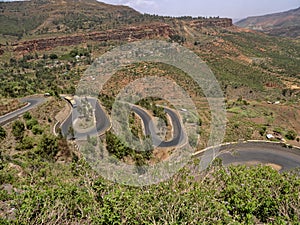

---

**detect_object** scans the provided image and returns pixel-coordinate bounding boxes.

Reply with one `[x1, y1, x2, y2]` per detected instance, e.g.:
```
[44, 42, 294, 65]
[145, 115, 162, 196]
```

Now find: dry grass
[0, 99, 26, 117]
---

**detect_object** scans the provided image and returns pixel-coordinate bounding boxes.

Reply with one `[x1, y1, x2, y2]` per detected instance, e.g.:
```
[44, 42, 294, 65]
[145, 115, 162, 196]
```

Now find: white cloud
[116, 0, 158, 12]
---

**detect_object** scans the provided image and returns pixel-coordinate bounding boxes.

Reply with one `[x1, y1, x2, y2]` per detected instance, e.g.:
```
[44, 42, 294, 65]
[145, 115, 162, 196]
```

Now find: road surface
[2, 96, 299, 171]
[131, 105, 186, 147]
[217, 142, 300, 172]
[0, 97, 46, 126]
[61, 99, 186, 147]
[61, 98, 111, 139]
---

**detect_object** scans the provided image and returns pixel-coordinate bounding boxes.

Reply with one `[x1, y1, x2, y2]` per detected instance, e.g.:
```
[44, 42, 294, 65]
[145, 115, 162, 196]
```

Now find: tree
[26, 118, 38, 130]
[32, 125, 43, 135]
[36, 134, 58, 160]
[12, 120, 25, 140]
[49, 53, 58, 60]
[285, 130, 297, 140]
[68, 126, 75, 140]
[0, 126, 6, 141]
[23, 112, 32, 120]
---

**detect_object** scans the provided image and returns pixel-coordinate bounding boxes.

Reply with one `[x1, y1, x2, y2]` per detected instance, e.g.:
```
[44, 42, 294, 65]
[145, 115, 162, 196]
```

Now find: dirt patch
[151, 147, 174, 164]
[265, 163, 282, 171]
[0, 99, 26, 117]
[248, 117, 266, 124]
[55, 102, 71, 123]
[258, 103, 300, 130]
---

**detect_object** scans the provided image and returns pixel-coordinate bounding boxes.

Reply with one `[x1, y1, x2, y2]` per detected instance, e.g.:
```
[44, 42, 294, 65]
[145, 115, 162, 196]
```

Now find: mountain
[1, 2, 300, 224]
[236, 7, 300, 38]
[0, 0, 141, 38]
[1, 0, 299, 101]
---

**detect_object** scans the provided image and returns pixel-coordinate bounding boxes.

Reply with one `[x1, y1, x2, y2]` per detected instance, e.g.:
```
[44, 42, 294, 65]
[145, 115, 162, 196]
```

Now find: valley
[0, 0, 300, 223]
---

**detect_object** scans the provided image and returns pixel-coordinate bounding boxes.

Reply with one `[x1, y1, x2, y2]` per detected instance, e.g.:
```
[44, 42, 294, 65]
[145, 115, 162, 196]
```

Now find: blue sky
[100, 0, 300, 19]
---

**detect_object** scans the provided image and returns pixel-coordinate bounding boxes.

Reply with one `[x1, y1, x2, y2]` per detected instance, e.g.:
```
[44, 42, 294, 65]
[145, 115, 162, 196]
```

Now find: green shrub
[32, 125, 43, 135]
[26, 118, 38, 130]
[16, 136, 34, 150]
[49, 53, 58, 60]
[36, 134, 59, 160]
[12, 120, 25, 140]
[0, 126, 6, 141]
[285, 130, 297, 140]
[23, 112, 32, 120]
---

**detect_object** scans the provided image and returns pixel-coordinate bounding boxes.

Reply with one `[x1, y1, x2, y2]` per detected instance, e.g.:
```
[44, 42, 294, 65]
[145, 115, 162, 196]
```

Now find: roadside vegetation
[0, 1, 300, 223]
[0, 140, 300, 224]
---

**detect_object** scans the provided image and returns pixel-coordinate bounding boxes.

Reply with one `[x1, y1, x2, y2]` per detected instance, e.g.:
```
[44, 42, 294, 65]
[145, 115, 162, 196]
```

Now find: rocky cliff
[189, 18, 233, 29]
[11, 23, 175, 53]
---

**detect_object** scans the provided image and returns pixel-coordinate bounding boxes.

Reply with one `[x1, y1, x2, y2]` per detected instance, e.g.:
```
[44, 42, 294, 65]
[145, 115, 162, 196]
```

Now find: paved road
[217, 142, 300, 171]
[0, 97, 46, 126]
[2, 96, 300, 170]
[61, 98, 111, 139]
[61, 99, 186, 147]
[131, 105, 186, 147]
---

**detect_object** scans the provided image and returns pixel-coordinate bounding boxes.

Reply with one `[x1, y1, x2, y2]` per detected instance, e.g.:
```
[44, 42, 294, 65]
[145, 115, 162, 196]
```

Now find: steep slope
[0, 0, 141, 38]
[1, 0, 299, 101]
[236, 7, 300, 38]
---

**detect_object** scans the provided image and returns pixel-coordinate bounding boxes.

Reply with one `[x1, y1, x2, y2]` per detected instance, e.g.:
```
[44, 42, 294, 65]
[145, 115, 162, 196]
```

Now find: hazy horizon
[0, 0, 299, 20]
[100, 0, 299, 20]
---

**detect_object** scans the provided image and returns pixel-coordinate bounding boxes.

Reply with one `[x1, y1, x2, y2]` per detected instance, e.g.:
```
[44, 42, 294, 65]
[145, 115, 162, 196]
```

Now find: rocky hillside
[0, 0, 233, 54]
[0, 0, 232, 42]
[236, 7, 300, 38]
[11, 23, 175, 53]
[2, 0, 300, 102]
[0, 0, 141, 38]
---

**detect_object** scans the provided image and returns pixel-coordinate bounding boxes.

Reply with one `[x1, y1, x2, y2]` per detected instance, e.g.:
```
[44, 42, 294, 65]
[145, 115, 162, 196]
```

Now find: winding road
[0, 97, 46, 126]
[131, 105, 186, 147]
[61, 98, 111, 139]
[217, 142, 300, 172]
[61, 98, 187, 147]
[1, 96, 300, 171]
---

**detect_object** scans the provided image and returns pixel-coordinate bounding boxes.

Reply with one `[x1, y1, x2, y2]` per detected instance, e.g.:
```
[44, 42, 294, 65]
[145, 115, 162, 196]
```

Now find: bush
[0, 126, 6, 141]
[285, 130, 297, 140]
[259, 126, 267, 136]
[36, 134, 58, 160]
[23, 112, 32, 120]
[49, 53, 58, 60]
[32, 125, 43, 135]
[26, 118, 38, 130]
[16, 136, 34, 150]
[12, 120, 25, 140]
[88, 137, 98, 147]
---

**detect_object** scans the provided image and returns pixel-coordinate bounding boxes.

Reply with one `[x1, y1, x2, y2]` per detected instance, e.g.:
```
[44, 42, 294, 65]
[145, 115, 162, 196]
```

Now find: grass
[1, 1, 300, 224]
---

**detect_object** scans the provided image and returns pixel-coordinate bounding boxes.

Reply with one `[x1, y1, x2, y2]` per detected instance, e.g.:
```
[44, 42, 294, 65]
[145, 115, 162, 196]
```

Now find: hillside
[0, 1, 300, 224]
[0, 0, 299, 146]
[236, 7, 300, 38]
[0, 0, 299, 139]
[0, 0, 141, 39]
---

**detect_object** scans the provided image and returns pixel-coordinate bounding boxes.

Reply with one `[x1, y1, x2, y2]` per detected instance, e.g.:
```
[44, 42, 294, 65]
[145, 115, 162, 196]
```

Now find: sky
[0, 0, 299, 20]
[99, 0, 300, 20]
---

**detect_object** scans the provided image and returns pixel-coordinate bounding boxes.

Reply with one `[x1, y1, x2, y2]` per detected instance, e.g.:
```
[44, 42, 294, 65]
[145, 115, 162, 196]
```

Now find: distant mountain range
[236, 7, 300, 38]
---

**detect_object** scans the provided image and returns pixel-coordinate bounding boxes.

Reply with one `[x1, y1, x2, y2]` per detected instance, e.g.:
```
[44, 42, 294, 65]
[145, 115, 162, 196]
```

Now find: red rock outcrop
[12, 23, 175, 53]
[189, 18, 233, 29]
[9, 18, 233, 54]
